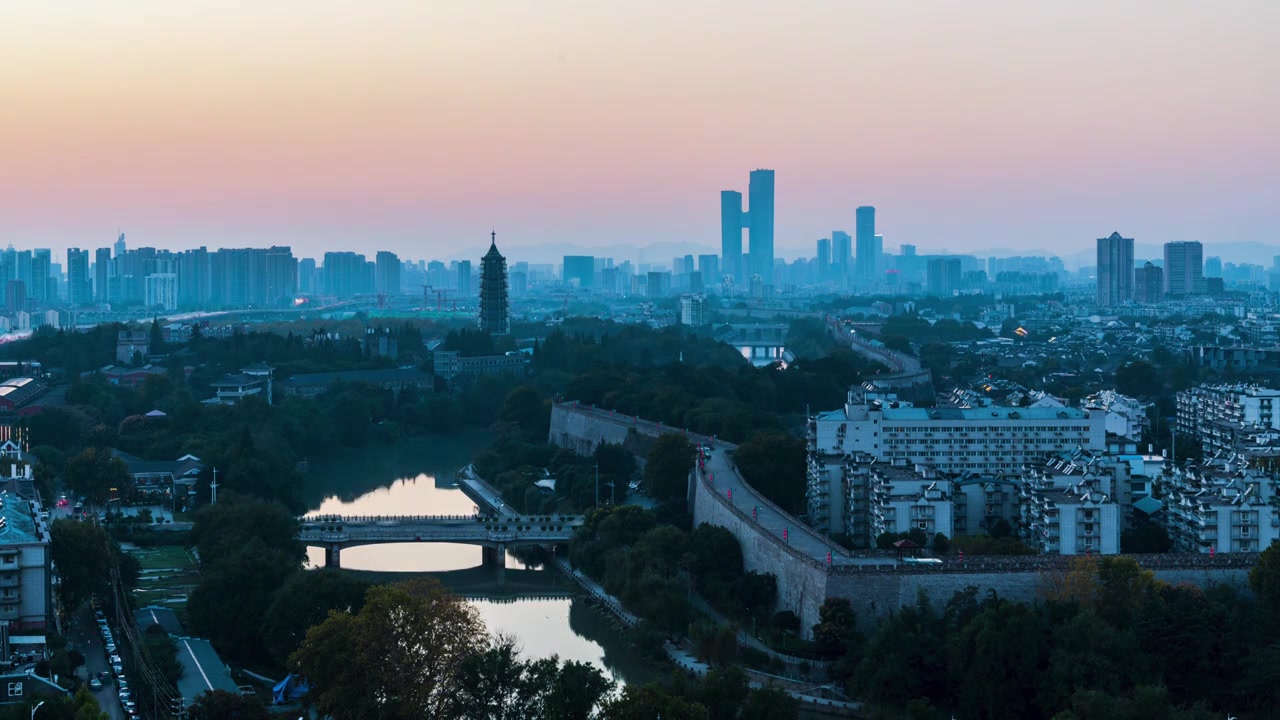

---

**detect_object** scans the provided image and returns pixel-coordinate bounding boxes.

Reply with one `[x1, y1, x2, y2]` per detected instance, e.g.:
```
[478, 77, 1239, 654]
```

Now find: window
[6, 682, 21, 697]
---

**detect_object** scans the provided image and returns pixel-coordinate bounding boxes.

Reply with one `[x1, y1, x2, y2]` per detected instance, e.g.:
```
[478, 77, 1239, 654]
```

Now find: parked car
[88, 678, 103, 691]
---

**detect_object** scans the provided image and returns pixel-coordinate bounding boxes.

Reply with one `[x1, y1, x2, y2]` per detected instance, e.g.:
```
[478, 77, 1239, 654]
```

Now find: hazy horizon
[3, 2, 1277, 261]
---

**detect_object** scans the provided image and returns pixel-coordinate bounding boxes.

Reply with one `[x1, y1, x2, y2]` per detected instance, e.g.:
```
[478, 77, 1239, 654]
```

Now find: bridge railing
[303, 514, 583, 525]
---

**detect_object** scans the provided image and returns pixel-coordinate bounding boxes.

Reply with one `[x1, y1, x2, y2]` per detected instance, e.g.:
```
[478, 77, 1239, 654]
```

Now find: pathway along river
[300, 434, 655, 686]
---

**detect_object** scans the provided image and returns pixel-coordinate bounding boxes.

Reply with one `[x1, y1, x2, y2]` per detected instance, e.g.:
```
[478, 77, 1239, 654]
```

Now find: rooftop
[175, 636, 240, 702]
[878, 405, 1090, 421]
[0, 491, 44, 544]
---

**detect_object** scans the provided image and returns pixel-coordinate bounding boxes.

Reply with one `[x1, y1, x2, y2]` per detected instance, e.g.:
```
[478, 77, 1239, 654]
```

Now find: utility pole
[210, 467, 218, 506]
[594, 463, 599, 508]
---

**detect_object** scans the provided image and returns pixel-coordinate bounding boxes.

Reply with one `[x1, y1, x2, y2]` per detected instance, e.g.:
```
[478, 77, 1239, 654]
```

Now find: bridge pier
[325, 544, 342, 569]
[482, 544, 507, 587]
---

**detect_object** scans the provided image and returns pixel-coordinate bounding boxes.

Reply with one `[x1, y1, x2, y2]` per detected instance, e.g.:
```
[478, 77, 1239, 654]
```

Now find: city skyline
[2, 2, 1276, 258]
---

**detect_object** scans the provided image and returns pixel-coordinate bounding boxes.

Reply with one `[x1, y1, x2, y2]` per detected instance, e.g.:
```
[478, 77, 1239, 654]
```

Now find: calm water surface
[302, 434, 654, 686]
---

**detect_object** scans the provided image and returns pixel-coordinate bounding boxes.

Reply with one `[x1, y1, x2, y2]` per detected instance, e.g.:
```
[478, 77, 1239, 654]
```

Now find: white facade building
[1177, 383, 1280, 455]
[810, 391, 1105, 473]
[1085, 390, 1151, 442]
[679, 294, 707, 326]
[145, 273, 178, 312]
[1161, 458, 1279, 553]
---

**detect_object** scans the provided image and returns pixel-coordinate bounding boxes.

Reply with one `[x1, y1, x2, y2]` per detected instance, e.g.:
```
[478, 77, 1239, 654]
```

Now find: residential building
[1083, 391, 1151, 442]
[1096, 231, 1134, 306]
[0, 490, 51, 631]
[1161, 458, 1278, 552]
[1134, 261, 1163, 304]
[375, 251, 401, 296]
[1177, 383, 1280, 456]
[457, 260, 473, 297]
[831, 230, 852, 283]
[1019, 465, 1121, 555]
[1164, 241, 1205, 296]
[3, 282, 23, 314]
[855, 206, 878, 282]
[144, 273, 178, 311]
[680, 294, 707, 326]
[479, 234, 509, 335]
[29, 251, 51, 306]
[925, 257, 962, 295]
[94, 248, 112, 303]
[697, 255, 719, 284]
[322, 252, 371, 298]
[93, 364, 169, 389]
[66, 249, 91, 306]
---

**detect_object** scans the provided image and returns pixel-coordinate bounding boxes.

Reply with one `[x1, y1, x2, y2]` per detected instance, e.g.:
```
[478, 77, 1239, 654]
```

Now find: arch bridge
[299, 513, 584, 569]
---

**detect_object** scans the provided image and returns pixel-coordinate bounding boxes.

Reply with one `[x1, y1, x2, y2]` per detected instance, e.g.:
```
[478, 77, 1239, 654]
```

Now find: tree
[1115, 361, 1163, 398]
[290, 579, 487, 720]
[733, 433, 807, 514]
[1252, 543, 1280, 637]
[496, 385, 549, 440]
[601, 684, 710, 720]
[62, 446, 130, 506]
[741, 684, 800, 720]
[260, 568, 370, 664]
[190, 496, 303, 569]
[187, 541, 300, 659]
[644, 433, 695, 503]
[50, 520, 113, 612]
[186, 690, 271, 720]
[812, 597, 861, 659]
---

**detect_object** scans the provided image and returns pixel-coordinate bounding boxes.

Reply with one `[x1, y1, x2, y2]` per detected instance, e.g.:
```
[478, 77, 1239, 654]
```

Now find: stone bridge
[300, 513, 583, 568]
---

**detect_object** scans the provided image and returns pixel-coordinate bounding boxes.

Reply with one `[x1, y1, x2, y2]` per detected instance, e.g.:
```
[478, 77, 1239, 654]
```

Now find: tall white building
[145, 273, 178, 312]
[679, 294, 707, 326]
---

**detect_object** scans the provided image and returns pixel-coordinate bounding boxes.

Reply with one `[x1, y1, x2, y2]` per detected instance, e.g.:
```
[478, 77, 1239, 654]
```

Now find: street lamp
[31, 700, 45, 720]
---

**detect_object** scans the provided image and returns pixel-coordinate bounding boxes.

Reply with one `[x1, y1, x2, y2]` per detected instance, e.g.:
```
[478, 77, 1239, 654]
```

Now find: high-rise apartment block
[478, 233, 509, 335]
[457, 260, 473, 297]
[66, 248, 91, 306]
[1133, 261, 1163, 304]
[832, 230, 852, 282]
[1095, 231, 1134, 306]
[679, 294, 707, 326]
[563, 256, 595, 289]
[1177, 383, 1280, 457]
[1164, 241, 1205, 296]
[375, 251, 401, 296]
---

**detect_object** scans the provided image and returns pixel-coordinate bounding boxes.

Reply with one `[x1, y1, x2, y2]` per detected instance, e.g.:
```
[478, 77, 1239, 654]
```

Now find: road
[67, 604, 125, 720]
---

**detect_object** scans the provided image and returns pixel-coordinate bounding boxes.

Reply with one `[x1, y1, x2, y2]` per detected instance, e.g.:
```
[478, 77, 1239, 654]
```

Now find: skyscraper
[816, 238, 832, 280]
[1204, 256, 1222, 278]
[114, 233, 126, 258]
[31, 250, 52, 305]
[720, 190, 744, 283]
[457, 260, 473, 296]
[1096, 231, 1135, 306]
[855, 206, 877, 282]
[697, 254, 719, 283]
[67, 248, 91, 306]
[1164, 241, 1205, 296]
[832, 231, 852, 282]
[479, 232, 509, 335]
[926, 257, 962, 295]
[94, 248, 112, 303]
[375, 251, 401, 296]
[748, 169, 775, 284]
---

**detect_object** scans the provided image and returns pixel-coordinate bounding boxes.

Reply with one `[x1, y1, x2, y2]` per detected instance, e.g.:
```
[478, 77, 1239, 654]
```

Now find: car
[119, 690, 131, 703]
[109, 654, 121, 664]
[97, 671, 110, 682]
[105, 643, 117, 654]
[111, 662, 123, 675]
[88, 677, 103, 691]
[93, 610, 104, 621]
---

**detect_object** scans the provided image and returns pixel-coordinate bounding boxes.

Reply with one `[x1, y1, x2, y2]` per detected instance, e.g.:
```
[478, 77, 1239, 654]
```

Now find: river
[300, 433, 655, 686]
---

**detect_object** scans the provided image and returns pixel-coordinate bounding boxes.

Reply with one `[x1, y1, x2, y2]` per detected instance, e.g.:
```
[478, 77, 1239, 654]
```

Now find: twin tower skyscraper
[720, 169, 775, 285]
[721, 169, 878, 287]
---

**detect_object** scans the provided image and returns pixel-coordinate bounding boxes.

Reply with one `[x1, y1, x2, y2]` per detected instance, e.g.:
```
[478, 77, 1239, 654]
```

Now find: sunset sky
[2, 1, 1276, 262]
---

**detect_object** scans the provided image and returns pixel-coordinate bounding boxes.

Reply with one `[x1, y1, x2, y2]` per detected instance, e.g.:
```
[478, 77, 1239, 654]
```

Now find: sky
[2, 1, 1277, 263]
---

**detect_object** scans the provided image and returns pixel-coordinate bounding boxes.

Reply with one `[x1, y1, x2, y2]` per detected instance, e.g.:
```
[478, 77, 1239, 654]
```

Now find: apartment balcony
[0, 575, 18, 589]
[0, 607, 18, 621]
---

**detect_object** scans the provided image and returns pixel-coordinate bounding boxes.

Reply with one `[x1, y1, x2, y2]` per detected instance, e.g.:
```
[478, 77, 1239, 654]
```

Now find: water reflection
[301, 439, 654, 685]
